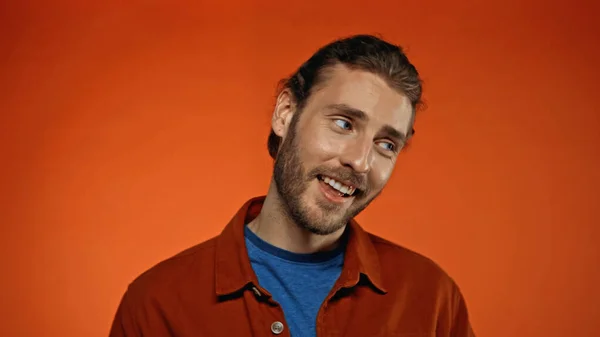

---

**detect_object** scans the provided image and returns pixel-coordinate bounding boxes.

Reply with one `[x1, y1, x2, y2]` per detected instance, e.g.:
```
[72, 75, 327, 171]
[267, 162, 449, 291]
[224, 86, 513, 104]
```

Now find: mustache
[309, 167, 369, 194]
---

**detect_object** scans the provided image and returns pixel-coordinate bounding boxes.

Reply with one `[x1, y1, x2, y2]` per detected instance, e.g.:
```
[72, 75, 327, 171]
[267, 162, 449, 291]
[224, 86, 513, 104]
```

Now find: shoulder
[366, 233, 475, 335]
[367, 232, 459, 293]
[124, 236, 219, 301]
[110, 236, 223, 335]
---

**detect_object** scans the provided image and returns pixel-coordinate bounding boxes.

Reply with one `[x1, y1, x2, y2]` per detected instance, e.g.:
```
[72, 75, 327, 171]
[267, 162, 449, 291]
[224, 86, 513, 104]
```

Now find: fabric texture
[108, 196, 476, 337]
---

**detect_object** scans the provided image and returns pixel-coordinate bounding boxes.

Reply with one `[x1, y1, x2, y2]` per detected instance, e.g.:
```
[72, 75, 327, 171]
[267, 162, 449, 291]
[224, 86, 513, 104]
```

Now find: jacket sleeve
[109, 289, 140, 337]
[450, 284, 476, 337]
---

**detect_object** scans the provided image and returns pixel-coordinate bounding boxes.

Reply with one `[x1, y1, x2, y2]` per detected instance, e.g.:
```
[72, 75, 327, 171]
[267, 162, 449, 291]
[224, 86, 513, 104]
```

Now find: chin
[299, 212, 345, 236]
[303, 224, 343, 236]
[296, 197, 348, 235]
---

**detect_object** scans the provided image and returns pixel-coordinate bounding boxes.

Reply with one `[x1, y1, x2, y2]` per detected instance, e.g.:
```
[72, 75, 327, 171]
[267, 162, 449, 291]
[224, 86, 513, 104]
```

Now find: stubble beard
[272, 119, 377, 236]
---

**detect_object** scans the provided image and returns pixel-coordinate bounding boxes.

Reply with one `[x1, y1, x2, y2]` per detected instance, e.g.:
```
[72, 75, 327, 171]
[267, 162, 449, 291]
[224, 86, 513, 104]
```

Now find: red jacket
[109, 196, 475, 336]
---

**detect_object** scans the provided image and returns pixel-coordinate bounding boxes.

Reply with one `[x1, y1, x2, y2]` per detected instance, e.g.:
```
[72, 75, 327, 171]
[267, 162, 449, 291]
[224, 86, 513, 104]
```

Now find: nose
[340, 138, 373, 174]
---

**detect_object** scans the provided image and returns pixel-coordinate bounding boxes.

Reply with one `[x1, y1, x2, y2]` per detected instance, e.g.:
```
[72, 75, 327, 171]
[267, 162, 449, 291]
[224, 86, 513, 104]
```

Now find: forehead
[307, 64, 413, 132]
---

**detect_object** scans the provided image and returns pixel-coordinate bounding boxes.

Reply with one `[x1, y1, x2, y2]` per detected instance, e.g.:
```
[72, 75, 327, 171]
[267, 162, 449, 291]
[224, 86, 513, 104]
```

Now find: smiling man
[109, 35, 476, 337]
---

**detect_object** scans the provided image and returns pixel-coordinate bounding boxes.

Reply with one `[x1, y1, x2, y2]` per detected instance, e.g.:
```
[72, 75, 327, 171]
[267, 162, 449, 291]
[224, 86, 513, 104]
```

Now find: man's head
[269, 34, 423, 236]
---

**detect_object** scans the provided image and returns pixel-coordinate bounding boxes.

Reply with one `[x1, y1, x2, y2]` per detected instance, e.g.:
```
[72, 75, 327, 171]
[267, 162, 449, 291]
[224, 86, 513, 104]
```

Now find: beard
[272, 116, 380, 235]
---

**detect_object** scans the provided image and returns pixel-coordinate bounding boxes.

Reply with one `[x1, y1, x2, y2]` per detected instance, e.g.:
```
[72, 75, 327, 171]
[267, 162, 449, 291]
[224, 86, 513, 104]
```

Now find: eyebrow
[325, 103, 414, 142]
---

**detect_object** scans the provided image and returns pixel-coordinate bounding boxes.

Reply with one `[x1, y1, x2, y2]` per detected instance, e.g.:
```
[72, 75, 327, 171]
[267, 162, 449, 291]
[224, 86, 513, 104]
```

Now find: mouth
[316, 174, 360, 198]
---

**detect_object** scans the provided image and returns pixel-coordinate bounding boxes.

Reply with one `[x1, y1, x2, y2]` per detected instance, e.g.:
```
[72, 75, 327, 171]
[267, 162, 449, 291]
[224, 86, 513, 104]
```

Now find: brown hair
[267, 34, 424, 159]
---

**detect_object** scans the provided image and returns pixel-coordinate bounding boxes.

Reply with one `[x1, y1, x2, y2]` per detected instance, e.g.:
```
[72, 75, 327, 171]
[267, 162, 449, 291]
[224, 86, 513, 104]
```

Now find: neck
[247, 180, 346, 254]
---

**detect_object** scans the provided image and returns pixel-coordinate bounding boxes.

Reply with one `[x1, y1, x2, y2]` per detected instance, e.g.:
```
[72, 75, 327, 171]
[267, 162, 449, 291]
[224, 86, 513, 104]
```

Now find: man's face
[273, 64, 413, 235]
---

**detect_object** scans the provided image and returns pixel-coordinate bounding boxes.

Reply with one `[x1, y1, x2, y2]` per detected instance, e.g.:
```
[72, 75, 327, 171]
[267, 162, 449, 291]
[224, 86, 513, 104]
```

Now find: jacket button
[270, 321, 284, 335]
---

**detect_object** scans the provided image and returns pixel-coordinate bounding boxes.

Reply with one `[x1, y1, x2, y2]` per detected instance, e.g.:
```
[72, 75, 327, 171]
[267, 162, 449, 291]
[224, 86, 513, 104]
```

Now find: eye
[334, 119, 352, 130]
[377, 141, 397, 152]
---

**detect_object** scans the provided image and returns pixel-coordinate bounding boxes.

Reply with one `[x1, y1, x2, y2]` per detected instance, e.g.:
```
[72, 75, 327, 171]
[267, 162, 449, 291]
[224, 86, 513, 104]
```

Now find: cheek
[370, 161, 395, 189]
[302, 127, 342, 159]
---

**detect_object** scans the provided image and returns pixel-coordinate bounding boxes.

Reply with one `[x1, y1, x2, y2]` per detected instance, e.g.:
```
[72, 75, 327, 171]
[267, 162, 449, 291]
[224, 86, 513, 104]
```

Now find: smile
[316, 175, 358, 198]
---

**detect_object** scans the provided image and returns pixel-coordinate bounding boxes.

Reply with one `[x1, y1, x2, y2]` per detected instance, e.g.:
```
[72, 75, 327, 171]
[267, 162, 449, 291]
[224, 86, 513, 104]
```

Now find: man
[109, 35, 476, 337]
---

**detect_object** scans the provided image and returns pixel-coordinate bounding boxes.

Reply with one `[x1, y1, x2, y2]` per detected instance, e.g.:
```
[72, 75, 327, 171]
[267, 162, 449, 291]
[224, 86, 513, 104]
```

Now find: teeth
[320, 175, 356, 196]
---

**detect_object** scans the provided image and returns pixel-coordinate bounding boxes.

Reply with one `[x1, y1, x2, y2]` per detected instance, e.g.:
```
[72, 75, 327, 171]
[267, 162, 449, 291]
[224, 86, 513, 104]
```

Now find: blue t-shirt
[244, 226, 345, 337]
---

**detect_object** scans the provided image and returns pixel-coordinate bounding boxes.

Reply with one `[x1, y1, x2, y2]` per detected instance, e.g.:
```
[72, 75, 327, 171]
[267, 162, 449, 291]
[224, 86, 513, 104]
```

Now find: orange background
[1, 1, 599, 337]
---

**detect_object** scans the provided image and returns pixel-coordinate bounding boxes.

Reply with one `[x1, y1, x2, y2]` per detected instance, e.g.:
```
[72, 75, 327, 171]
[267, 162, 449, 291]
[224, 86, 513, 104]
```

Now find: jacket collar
[214, 196, 387, 296]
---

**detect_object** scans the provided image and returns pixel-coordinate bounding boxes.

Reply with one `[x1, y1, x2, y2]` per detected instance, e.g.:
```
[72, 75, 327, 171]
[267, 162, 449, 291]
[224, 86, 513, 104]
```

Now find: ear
[271, 89, 296, 139]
